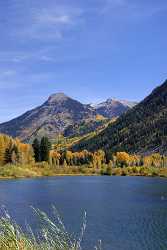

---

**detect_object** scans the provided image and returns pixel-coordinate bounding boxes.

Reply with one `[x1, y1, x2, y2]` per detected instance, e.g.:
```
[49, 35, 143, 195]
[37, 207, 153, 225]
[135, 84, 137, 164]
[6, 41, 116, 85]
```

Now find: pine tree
[12, 144, 19, 164]
[40, 137, 51, 162]
[32, 138, 40, 162]
[4, 141, 13, 164]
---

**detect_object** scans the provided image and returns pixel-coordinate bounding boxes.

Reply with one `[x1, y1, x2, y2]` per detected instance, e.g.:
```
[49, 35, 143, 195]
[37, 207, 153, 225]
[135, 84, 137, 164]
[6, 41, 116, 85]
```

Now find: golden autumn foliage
[49, 147, 167, 171]
[116, 152, 131, 167]
[0, 134, 34, 166]
[50, 150, 61, 165]
[95, 114, 106, 121]
[1, 133, 167, 180]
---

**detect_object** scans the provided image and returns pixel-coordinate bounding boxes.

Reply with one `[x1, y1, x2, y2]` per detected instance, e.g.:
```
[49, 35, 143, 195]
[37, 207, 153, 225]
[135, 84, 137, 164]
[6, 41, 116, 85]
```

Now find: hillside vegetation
[73, 80, 167, 155]
[1, 80, 167, 179]
[1, 133, 167, 179]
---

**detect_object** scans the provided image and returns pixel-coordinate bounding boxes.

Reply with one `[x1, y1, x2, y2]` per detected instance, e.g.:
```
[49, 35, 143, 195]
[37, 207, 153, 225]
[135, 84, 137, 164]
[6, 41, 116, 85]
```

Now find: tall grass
[0, 207, 102, 250]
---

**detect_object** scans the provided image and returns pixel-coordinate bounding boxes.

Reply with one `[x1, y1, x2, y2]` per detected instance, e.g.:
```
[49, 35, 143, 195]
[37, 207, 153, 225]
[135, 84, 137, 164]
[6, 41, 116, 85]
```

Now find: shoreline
[0, 163, 167, 180]
[0, 172, 166, 181]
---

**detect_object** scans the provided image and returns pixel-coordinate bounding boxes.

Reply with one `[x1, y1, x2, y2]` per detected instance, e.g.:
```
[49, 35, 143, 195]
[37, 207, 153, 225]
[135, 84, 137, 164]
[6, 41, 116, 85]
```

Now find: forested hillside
[73, 80, 167, 155]
[63, 116, 110, 138]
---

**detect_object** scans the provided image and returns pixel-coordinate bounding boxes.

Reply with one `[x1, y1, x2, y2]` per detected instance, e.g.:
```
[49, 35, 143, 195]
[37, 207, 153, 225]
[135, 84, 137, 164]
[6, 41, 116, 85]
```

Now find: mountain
[63, 117, 110, 138]
[118, 100, 138, 108]
[0, 93, 96, 141]
[73, 80, 167, 155]
[0, 93, 135, 142]
[92, 99, 136, 118]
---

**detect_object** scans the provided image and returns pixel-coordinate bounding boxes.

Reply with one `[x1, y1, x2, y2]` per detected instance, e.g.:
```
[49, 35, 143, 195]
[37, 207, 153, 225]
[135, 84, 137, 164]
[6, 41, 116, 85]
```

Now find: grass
[0, 165, 38, 179]
[111, 166, 163, 177]
[0, 163, 100, 179]
[1, 163, 167, 180]
[0, 207, 102, 250]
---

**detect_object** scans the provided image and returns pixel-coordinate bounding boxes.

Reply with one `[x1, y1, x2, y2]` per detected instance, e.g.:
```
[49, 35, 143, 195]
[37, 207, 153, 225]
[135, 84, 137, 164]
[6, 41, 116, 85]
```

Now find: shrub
[106, 165, 112, 176]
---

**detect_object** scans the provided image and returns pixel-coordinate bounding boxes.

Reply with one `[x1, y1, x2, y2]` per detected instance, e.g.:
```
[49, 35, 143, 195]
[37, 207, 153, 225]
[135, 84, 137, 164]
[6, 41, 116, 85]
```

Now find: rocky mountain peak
[106, 98, 119, 104]
[0, 92, 136, 141]
[47, 93, 69, 104]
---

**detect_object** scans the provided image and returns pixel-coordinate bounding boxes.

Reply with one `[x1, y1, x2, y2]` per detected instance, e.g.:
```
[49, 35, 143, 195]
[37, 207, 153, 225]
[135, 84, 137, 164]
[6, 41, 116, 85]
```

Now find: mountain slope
[63, 118, 109, 138]
[73, 80, 167, 155]
[0, 93, 135, 142]
[0, 93, 96, 141]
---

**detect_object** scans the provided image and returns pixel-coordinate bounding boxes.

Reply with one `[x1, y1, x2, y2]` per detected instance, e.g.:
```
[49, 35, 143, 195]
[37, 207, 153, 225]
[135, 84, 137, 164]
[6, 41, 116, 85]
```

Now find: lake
[0, 176, 167, 250]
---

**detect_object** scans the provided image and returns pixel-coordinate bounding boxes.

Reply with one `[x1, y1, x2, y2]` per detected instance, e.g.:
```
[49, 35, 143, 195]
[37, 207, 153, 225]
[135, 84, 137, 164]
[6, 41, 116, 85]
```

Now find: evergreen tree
[40, 137, 51, 162]
[12, 144, 19, 164]
[32, 138, 40, 162]
[4, 141, 13, 164]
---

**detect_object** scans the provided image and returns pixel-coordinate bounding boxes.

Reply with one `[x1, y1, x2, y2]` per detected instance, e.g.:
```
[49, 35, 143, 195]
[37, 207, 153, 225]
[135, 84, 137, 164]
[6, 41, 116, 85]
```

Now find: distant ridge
[92, 98, 136, 118]
[0, 92, 135, 141]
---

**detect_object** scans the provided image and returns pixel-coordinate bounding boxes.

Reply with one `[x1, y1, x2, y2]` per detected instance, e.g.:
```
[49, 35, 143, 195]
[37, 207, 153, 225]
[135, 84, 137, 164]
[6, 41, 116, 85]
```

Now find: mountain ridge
[72, 79, 167, 155]
[0, 93, 136, 142]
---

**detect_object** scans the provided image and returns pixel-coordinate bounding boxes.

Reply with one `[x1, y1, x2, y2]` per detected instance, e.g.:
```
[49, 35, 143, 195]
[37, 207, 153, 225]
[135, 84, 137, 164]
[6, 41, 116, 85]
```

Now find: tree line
[1, 133, 167, 172]
[32, 137, 167, 169]
[49, 149, 167, 169]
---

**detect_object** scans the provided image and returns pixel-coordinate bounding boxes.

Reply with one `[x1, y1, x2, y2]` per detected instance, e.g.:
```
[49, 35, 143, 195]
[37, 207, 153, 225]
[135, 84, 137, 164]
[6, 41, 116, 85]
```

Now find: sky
[0, 0, 166, 122]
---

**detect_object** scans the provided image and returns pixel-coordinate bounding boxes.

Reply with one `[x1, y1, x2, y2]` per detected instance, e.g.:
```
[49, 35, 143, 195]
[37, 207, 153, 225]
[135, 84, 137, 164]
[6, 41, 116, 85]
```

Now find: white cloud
[14, 5, 83, 41]
[35, 11, 72, 25]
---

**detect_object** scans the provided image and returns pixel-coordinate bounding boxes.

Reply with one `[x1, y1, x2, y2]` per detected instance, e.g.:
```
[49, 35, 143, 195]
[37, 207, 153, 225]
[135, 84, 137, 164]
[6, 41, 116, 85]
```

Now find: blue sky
[0, 0, 166, 122]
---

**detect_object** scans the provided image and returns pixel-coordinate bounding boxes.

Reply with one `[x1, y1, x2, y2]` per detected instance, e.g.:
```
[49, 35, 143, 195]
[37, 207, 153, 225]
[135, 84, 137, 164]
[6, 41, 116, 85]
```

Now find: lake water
[0, 176, 167, 250]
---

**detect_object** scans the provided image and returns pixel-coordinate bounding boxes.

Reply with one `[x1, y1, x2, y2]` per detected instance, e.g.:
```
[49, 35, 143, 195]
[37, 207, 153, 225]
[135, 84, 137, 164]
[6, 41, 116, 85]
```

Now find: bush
[106, 166, 112, 176]
[0, 165, 37, 178]
[121, 170, 127, 176]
